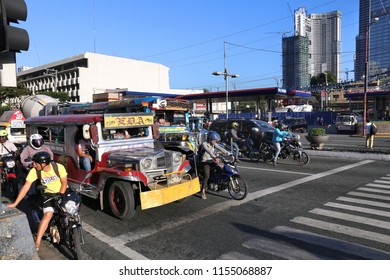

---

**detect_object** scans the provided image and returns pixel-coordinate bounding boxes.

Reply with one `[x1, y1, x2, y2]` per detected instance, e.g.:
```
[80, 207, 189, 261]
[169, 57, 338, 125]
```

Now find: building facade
[283, 8, 342, 89]
[308, 10, 342, 82]
[17, 52, 170, 102]
[282, 36, 310, 89]
[355, 0, 390, 82]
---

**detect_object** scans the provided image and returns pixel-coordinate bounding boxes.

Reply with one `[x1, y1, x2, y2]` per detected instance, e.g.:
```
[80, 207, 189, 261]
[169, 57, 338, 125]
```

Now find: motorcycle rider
[272, 122, 291, 166]
[227, 122, 242, 161]
[0, 129, 18, 156]
[8, 151, 68, 251]
[19, 134, 54, 196]
[199, 131, 230, 200]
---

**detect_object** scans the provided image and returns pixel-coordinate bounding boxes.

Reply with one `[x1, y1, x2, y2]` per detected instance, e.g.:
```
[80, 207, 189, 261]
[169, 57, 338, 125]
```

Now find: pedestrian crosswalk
[219, 174, 390, 260]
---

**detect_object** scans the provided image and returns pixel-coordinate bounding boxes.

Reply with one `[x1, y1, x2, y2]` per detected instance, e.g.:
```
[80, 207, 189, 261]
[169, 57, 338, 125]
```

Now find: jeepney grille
[157, 156, 167, 168]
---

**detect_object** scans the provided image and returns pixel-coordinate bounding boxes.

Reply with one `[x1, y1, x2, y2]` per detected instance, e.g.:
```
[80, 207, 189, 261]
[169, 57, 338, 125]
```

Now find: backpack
[371, 123, 378, 135]
[36, 162, 61, 186]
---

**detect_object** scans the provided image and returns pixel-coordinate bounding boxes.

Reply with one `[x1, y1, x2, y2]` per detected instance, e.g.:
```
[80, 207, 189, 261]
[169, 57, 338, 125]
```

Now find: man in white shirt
[0, 130, 18, 156]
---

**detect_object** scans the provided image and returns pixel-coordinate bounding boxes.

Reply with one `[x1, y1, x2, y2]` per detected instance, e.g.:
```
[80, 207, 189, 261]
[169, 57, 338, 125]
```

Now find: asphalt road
[32, 152, 390, 260]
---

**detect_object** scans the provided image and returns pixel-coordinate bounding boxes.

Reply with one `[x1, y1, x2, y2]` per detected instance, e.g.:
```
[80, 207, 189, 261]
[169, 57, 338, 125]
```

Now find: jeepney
[67, 98, 198, 155]
[24, 112, 200, 220]
[0, 109, 27, 144]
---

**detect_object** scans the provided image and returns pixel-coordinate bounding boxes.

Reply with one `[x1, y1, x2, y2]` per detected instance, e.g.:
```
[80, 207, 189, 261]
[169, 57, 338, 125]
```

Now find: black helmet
[32, 151, 51, 164]
[30, 134, 44, 150]
[277, 122, 286, 130]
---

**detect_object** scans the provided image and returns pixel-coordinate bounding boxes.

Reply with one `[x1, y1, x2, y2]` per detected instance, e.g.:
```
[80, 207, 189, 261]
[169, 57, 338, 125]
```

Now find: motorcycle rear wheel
[293, 151, 310, 165]
[228, 177, 247, 200]
[249, 149, 261, 162]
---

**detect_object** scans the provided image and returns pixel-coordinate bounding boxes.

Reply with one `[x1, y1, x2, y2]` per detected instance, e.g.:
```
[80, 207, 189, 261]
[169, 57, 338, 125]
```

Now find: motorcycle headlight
[142, 158, 153, 169]
[64, 200, 79, 215]
[6, 160, 15, 168]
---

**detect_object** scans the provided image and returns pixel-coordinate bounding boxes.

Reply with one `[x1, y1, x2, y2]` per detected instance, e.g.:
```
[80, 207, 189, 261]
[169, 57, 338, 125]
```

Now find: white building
[17, 52, 170, 102]
[294, 8, 342, 82]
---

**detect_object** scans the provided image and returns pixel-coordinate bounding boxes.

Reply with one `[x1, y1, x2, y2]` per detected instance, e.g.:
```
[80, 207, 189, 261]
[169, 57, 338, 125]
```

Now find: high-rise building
[282, 8, 342, 89]
[282, 36, 310, 89]
[355, 0, 390, 82]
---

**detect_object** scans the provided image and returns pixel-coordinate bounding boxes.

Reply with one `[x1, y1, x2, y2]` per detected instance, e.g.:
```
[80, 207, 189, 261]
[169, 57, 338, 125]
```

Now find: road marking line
[380, 177, 390, 180]
[337, 197, 390, 208]
[347, 191, 390, 201]
[309, 208, 390, 229]
[291, 216, 390, 244]
[218, 252, 256, 260]
[272, 226, 390, 259]
[239, 166, 313, 176]
[116, 160, 374, 243]
[366, 183, 390, 189]
[82, 222, 149, 260]
[357, 187, 390, 195]
[242, 237, 324, 260]
[373, 180, 390, 185]
[324, 202, 390, 218]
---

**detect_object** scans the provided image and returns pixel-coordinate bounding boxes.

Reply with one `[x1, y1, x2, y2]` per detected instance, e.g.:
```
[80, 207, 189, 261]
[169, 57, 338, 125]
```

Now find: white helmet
[30, 134, 44, 150]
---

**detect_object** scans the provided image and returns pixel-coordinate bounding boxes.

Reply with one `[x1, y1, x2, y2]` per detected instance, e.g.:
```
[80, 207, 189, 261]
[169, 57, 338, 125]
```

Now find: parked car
[281, 117, 308, 133]
[209, 119, 274, 147]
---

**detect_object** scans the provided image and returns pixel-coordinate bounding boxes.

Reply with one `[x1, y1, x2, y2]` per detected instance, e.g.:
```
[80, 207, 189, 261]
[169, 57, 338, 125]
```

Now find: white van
[335, 113, 358, 133]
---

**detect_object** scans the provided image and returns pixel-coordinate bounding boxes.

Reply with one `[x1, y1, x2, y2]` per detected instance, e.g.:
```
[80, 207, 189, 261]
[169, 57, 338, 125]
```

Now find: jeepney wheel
[107, 181, 136, 220]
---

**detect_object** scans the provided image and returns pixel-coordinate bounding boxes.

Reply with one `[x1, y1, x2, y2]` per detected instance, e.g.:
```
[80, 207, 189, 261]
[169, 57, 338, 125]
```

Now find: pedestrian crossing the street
[219, 174, 390, 260]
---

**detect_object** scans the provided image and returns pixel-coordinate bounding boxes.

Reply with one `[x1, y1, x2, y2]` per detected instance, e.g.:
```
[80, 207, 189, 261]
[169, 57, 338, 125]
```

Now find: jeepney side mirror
[90, 124, 99, 145]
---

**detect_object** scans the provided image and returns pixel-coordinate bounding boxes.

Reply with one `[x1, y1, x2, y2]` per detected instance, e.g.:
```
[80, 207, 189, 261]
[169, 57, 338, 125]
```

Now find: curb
[306, 149, 390, 161]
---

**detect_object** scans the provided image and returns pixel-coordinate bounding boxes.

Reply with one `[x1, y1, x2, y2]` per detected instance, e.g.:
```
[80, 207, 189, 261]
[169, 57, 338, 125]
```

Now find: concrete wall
[0, 205, 38, 260]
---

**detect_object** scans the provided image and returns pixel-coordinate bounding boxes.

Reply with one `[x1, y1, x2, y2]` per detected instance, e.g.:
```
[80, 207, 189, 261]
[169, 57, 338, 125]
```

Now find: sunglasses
[0, 136, 6, 138]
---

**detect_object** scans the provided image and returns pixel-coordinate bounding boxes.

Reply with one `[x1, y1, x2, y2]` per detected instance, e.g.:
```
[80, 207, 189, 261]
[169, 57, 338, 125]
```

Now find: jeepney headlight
[173, 153, 182, 164]
[142, 158, 153, 169]
[6, 160, 15, 168]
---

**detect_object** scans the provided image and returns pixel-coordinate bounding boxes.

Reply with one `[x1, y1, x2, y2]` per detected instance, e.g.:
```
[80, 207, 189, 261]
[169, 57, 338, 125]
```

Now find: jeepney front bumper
[140, 172, 200, 210]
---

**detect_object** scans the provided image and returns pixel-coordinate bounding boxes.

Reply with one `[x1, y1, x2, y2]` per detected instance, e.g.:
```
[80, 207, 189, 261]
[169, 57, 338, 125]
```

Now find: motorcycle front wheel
[7, 177, 18, 199]
[70, 227, 83, 260]
[228, 177, 247, 200]
[293, 151, 310, 165]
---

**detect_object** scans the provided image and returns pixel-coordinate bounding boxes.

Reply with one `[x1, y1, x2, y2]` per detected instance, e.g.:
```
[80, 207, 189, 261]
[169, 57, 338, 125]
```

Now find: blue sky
[16, 0, 359, 91]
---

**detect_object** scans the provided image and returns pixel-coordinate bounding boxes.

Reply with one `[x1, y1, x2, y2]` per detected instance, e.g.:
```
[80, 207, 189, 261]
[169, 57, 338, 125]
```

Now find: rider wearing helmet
[20, 134, 54, 169]
[271, 122, 291, 166]
[228, 122, 242, 161]
[199, 131, 229, 199]
[0, 130, 18, 156]
[8, 151, 68, 251]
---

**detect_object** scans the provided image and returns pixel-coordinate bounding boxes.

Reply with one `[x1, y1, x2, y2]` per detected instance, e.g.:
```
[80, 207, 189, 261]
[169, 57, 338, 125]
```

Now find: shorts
[42, 194, 56, 214]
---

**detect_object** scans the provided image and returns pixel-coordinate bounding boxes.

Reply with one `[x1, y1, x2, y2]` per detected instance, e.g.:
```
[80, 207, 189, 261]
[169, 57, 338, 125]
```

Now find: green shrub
[308, 127, 327, 136]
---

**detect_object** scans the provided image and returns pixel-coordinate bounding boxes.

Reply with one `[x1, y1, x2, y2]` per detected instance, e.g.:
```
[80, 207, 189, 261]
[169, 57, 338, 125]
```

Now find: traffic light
[0, 0, 29, 53]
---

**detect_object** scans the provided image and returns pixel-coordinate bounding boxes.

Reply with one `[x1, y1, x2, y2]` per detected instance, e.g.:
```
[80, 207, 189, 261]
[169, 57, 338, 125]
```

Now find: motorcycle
[0, 153, 18, 199]
[259, 133, 310, 165]
[193, 153, 248, 200]
[31, 173, 91, 260]
[234, 136, 261, 162]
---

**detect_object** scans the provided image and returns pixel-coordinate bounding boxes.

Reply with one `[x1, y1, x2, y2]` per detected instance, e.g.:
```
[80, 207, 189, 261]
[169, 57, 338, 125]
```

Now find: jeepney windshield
[102, 127, 149, 141]
[155, 111, 188, 126]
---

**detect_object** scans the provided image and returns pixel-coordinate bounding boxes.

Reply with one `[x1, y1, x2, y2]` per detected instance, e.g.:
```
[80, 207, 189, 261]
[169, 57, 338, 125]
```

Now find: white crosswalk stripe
[222, 175, 390, 259]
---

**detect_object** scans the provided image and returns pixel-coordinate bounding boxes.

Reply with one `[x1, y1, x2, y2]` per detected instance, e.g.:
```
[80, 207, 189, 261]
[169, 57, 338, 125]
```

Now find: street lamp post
[212, 42, 239, 120]
[363, 16, 379, 136]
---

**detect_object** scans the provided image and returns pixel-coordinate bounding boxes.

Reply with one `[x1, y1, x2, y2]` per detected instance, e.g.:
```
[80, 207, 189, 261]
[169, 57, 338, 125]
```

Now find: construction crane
[345, 68, 354, 81]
